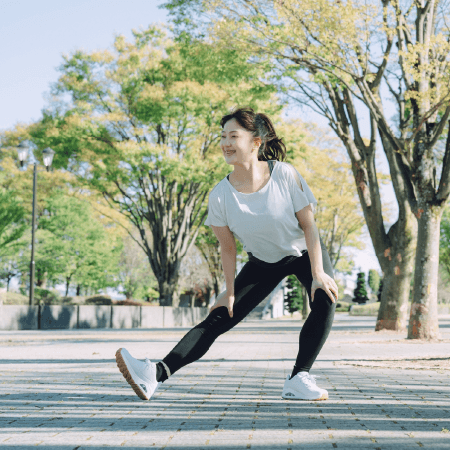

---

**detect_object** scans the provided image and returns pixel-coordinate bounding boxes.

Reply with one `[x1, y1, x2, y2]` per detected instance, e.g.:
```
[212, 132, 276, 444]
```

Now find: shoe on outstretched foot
[115, 348, 161, 400]
[282, 371, 328, 400]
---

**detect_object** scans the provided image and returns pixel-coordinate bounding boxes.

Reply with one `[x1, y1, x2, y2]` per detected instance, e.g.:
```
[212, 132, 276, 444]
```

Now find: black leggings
[161, 236, 336, 379]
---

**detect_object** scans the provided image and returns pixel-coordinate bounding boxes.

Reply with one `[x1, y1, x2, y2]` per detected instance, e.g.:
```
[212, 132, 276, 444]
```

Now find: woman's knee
[311, 288, 336, 315]
[195, 307, 231, 335]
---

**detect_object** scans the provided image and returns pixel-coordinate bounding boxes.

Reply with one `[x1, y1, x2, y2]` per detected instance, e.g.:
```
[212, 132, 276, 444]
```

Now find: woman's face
[221, 118, 260, 164]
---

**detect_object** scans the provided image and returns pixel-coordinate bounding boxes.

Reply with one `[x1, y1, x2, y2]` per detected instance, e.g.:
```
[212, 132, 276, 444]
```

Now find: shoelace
[294, 373, 320, 388]
[144, 358, 152, 369]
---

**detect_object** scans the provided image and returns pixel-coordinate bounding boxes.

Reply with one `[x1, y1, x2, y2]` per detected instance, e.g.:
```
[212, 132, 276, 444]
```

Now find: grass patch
[349, 302, 380, 316]
[335, 301, 351, 312]
[1, 291, 29, 305]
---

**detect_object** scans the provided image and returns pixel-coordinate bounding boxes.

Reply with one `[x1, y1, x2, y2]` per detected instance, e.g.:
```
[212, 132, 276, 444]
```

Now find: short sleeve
[204, 188, 228, 227]
[285, 163, 318, 214]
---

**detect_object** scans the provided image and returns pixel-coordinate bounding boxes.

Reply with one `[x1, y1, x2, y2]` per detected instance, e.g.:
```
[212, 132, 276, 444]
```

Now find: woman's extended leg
[158, 259, 288, 381]
[290, 236, 336, 377]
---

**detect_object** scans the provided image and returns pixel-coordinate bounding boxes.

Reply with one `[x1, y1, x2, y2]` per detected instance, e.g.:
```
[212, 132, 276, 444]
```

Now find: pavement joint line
[0, 315, 449, 448]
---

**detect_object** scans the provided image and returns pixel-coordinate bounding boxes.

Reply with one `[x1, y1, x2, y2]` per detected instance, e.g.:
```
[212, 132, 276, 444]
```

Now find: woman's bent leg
[291, 236, 336, 376]
[160, 260, 286, 379]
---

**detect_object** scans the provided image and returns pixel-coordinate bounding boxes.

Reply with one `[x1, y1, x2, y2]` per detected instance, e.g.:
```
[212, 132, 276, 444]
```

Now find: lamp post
[16, 142, 55, 306]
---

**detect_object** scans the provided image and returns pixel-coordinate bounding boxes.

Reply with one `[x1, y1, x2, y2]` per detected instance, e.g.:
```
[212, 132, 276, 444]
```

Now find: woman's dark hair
[220, 106, 287, 162]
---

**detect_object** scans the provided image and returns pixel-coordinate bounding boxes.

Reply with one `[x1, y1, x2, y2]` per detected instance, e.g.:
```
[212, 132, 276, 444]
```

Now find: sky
[0, 0, 397, 292]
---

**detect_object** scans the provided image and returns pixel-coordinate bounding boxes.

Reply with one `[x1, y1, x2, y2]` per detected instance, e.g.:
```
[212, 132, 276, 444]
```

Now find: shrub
[35, 288, 61, 305]
[335, 301, 351, 312]
[349, 302, 380, 316]
[85, 295, 112, 305]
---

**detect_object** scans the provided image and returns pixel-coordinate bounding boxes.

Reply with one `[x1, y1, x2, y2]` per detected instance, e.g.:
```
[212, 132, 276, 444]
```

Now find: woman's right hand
[209, 290, 235, 318]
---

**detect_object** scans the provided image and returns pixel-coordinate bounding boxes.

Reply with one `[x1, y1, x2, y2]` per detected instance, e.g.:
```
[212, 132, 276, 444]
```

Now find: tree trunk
[158, 276, 181, 307]
[212, 281, 220, 304]
[6, 275, 12, 292]
[375, 216, 418, 331]
[203, 282, 213, 306]
[320, 101, 420, 332]
[367, 128, 418, 332]
[76, 284, 82, 296]
[65, 277, 71, 297]
[408, 204, 443, 339]
[302, 285, 311, 320]
[36, 270, 47, 289]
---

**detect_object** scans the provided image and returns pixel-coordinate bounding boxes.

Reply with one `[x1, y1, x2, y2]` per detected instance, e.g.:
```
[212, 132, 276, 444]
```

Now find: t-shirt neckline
[226, 160, 278, 195]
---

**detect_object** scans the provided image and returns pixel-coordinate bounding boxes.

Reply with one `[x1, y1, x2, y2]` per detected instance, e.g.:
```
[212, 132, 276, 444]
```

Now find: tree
[438, 201, 450, 280]
[353, 271, 370, 304]
[37, 194, 122, 296]
[162, 0, 450, 339]
[0, 253, 24, 291]
[194, 226, 226, 304]
[10, 24, 282, 307]
[0, 188, 27, 258]
[377, 278, 384, 302]
[177, 243, 214, 307]
[368, 269, 381, 296]
[288, 121, 393, 274]
[284, 274, 303, 316]
[301, 285, 311, 320]
[117, 232, 158, 300]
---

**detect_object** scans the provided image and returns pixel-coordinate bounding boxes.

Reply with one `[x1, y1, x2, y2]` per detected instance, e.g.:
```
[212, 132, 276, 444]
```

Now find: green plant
[284, 275, 303, 316]
[349, 302, 380, 316]
[335, 301, 351, 312]
[34, 288, 61, 305]
[353, 271, 369, 304]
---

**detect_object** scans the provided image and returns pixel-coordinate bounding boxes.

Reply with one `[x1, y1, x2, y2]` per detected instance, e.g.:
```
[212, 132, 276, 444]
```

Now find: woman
[116, 106, 338, 402]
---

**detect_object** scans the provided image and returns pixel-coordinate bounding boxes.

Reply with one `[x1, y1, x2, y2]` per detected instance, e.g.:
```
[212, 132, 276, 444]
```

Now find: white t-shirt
[204, 161, 318, 263]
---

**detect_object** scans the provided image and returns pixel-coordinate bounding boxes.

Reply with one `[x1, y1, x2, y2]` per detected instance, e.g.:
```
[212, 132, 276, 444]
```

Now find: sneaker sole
[115, 348, 150, 401]
[282, 391, 328, 401]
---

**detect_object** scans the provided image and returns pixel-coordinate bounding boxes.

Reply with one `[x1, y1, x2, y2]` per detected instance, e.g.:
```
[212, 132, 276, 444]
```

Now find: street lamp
[42, 148, 55, 172]
[16, 142, 55, 306]
[16, 142, 28, 167]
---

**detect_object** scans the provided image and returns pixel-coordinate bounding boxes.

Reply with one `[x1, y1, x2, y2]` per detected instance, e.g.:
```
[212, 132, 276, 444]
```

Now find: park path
[0, 313, 449, 449]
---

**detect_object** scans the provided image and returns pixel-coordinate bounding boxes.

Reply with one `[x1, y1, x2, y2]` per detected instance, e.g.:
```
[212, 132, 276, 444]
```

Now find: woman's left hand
[311, 272, 338, 303]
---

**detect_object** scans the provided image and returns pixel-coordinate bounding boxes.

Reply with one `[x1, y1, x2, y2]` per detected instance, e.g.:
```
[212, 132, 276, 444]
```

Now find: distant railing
[0, 305, 209, 330]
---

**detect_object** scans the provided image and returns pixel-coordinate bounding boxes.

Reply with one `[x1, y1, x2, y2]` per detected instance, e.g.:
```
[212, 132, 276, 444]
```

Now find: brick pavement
[0, 313, 449, 449]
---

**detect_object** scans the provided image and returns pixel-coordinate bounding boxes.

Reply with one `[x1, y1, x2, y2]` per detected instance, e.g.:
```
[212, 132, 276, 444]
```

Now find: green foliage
[13, 22, 283, 306]
[34, 287, 61, 305]
[284, 274, 303, 315]
[36, 194, 122, 293]
[353, 271, 369, 304]
[335, 301, 351, 312]
[377, 278, 384, 302]
[439, 203, 450, 280]
[349, 302, 380, 316]
[117, 234, 158, 300]
[367, 269, 380, 294]
[1, 291, 29, 305]
[0, 252, 25, 291]
[0, 188, 27, 257]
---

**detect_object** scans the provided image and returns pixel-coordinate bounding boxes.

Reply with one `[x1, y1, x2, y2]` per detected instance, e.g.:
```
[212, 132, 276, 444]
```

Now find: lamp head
[42, 147, 55, 171]
[16, 142, 29, 167]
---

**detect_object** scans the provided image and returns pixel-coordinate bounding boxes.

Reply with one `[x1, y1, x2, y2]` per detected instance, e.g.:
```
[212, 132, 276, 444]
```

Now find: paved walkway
[1, 313, 449, 449]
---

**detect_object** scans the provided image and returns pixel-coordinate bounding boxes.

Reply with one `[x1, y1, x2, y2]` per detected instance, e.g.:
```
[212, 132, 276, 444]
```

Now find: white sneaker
[282, 371, 328, 400]
[115, 348, 161, 400]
